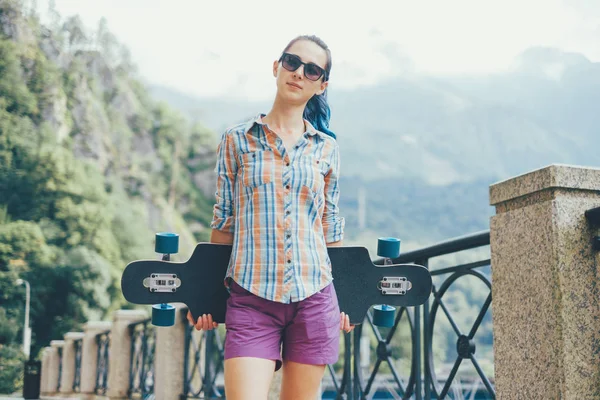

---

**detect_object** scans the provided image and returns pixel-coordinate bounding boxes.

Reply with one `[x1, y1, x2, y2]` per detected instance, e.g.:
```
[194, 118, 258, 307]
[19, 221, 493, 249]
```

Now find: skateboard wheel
[155, 232, 179, 255]
[377, 237, 401, 259]
[373, 304, 396, 327]
[152, 303, 175, 326]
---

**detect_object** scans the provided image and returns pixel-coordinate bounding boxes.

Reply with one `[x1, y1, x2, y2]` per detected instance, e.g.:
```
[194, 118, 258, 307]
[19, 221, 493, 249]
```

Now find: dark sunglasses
[279, 53, 328, 82]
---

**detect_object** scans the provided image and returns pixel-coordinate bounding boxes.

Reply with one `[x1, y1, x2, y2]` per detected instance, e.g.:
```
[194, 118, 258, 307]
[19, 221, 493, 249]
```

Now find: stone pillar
[106, 309, 147, 399]
[59, 332, 85, 395]
[154, 305, 186, 400]
[80, 321, 112, 394]
[490, 164, 600, 399]
[45, 340, 64, 394]
[40, 346, 52, 395]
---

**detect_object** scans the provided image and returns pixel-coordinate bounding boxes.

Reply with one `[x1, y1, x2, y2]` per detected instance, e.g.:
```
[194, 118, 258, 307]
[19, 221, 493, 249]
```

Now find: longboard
[121, 243, 432, 325]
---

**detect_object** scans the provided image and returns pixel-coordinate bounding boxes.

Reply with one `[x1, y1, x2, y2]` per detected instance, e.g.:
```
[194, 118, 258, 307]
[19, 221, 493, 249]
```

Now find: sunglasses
[279, 53, 328, 82]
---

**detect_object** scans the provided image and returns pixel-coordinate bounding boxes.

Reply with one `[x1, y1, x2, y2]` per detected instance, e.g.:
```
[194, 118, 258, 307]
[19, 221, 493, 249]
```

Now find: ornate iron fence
[56, 346, 62, 392]
[95, 329, 111, 395]
[73, 337, 83, 392]
[183, 325, 226, 399]
[393, 230, 495, 400]
[128, 318, 156, 398]
[165, 230, 494, 399]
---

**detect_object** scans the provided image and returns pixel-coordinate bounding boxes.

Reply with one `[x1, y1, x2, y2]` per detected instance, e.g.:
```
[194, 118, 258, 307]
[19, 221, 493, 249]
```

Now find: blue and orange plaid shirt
[210, 114, 345, 303]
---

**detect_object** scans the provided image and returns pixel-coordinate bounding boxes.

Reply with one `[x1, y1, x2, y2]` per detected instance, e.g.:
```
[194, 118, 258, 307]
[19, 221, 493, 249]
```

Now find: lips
[287, 82, 302, 90]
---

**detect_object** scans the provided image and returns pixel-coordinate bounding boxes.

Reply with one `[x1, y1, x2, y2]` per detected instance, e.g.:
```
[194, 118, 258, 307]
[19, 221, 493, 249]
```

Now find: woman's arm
[210, 131, 237, 237]
[210, 229, 234, 244]
[322, 142, 345, 245]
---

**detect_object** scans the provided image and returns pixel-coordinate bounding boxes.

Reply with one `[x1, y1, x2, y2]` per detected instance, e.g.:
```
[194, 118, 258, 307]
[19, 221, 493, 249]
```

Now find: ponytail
[304, 89, 335, 139]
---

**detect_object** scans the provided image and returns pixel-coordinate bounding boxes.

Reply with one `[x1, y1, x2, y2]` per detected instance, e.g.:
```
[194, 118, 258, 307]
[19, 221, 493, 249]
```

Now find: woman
[187, 34, 353, 399]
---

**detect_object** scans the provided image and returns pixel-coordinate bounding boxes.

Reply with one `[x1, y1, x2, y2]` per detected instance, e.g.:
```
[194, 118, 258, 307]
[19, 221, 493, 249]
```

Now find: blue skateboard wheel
[152, 303, 175, 327]
[377, 237, 401, 258]
[155, 232, 179, 255]
[373, 304, 396, 327]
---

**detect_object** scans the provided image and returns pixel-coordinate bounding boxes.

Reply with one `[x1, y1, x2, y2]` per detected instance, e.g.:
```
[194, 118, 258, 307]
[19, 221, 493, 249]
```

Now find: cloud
[38, 0, 600, 100]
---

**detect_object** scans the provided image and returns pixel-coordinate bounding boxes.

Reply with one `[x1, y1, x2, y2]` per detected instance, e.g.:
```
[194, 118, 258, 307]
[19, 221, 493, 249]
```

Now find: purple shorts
[224, 280, 341, 371]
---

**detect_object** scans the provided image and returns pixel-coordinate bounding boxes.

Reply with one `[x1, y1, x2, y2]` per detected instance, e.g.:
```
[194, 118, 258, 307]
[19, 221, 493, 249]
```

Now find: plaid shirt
[210, 114, 345, 303]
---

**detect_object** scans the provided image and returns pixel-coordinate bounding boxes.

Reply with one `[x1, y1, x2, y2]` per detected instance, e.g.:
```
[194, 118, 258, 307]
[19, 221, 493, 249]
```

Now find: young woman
[187, 35, 353, 399]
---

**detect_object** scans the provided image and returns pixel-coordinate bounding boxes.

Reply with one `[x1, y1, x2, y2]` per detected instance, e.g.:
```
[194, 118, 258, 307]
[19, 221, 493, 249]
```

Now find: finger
[202, 314, 209, 330]
[198, 314, 205, 330]
[189, 312, 201, 329]
[207, 314, 214, 330]
[345, 314, 351, 331]
[340, 312, 345, 330]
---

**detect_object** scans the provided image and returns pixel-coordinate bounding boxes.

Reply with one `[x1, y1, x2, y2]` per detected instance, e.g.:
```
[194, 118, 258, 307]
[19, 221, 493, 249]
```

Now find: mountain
[150, 46, 600, 185]
[445, 46, 600, 155]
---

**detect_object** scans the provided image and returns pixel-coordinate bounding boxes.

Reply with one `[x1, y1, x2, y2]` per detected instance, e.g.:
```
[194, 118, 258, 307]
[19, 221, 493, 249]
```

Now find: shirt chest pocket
[302, 157, 330, 194]
[239, 150, 276, 188]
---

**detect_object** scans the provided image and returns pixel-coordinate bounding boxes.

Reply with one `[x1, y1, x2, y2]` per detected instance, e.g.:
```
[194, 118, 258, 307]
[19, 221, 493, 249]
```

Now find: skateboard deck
[121, 243, 432, 325]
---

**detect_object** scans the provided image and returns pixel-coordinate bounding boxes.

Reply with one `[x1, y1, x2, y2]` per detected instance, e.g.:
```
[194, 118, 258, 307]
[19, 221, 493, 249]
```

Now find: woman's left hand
[340, 312, 355, 333]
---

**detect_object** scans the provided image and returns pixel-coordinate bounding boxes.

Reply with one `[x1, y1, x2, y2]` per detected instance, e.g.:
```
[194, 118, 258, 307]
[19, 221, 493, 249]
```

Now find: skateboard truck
[378, 276, 412, 295]
[373, 237, 402, 327]
[149, 232, 180, 327]
[143, 273, 181, 293]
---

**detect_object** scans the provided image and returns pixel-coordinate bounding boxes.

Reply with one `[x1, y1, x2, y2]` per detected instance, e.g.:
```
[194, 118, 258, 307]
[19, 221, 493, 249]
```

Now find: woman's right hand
[186, 310, 219, 330]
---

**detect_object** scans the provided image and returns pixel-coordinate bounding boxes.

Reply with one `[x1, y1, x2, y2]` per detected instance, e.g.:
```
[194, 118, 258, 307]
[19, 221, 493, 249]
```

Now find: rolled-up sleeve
[322, 142, 345, 243]
[210, 131, 237, 233]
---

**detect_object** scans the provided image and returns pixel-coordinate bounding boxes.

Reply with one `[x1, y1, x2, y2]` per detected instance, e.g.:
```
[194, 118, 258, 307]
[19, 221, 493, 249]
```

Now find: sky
[36, 0, 600, 101]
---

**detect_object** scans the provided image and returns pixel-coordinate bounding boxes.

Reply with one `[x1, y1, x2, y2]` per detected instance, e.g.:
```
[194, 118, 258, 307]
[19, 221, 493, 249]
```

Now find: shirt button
[287, 259, 291, 263]
[286, 162, 290, 166]
[285, 185, 290, 190]
[286, 210, 291, 215]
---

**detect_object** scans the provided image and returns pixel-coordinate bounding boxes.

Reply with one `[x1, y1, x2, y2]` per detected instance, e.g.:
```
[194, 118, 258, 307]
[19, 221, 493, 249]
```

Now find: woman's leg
[223, 281, 286, 398]
[280, 283, 341, 399]
[224, 357, 276, 400]
[279, 360, 325, 400]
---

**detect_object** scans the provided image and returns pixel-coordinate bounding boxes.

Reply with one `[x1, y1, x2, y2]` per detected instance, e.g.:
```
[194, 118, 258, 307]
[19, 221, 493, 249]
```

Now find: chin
[279, 87, 309, 105]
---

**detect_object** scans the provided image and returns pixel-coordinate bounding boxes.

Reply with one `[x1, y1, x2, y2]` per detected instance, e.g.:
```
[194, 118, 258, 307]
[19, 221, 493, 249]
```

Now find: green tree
[0, 38, 37, 116]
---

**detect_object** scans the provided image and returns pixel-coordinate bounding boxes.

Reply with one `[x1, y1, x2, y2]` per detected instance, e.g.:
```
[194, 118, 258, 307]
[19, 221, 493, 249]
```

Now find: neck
[262, 96, 306, 136]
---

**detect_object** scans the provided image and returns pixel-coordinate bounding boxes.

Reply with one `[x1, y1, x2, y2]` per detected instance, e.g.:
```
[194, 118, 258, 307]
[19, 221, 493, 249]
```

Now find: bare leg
[279, 360, 325, 400]
[224, 357, 276, 400]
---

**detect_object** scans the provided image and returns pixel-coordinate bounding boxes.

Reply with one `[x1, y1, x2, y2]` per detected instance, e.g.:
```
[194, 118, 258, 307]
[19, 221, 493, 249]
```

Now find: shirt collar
[245, 113, 324, 138]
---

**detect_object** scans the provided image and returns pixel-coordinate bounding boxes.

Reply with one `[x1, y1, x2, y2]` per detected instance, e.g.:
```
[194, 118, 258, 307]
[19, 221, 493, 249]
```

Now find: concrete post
[490, 164, 600, 399]
[39, 346, 52, 395]
[59, 332, 85, 395]
[154, 305, 186, 400]
[80, 321, 112, 395]
[45, 340, 64, 394]
[106, 309, 148, 399]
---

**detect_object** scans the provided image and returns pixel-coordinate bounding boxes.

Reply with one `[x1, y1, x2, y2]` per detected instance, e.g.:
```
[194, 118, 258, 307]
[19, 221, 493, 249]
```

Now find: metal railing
[183, 325, 226, 398]
[56, 346, 63, 392]
[128, 318, 156, 398]
[391, 230, 495, 399]
[135, 230, 495, 399]
[73, 337, 83, 392]
[95, 329, 111, 395]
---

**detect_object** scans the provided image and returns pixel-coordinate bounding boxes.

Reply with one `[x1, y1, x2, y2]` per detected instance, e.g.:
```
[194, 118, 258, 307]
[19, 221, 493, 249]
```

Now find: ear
[272, 60, 279, 78]
[317, 80, 329, 96]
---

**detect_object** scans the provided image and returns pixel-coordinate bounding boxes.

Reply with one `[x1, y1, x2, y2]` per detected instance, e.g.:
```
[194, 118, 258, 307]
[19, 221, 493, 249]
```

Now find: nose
[293, 64, 304, 80]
